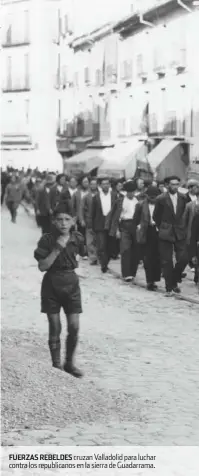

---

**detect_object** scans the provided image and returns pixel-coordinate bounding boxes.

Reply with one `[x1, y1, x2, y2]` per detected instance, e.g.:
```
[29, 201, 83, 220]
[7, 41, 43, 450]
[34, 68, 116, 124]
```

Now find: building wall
[60, 3, 199, 163]
[1, 0, 71, 170]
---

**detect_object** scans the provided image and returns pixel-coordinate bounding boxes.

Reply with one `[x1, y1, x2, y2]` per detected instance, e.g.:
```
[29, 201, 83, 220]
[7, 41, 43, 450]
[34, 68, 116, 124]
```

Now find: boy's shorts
[41, 270, 82, 315]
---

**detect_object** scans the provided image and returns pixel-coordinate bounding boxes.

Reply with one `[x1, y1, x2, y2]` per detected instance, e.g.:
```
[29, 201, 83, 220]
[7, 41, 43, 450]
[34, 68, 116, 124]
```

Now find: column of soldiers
[1, 166, 199, 295]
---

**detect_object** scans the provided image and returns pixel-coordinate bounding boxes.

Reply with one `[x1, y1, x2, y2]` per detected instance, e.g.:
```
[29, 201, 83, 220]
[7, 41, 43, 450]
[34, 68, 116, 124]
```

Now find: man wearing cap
[153, 175, 187, 296]
[185, 179, 198, 204]
[35, 172, 56, 234]
[109, 180, 139, 282]
[134, 185, 161, 291]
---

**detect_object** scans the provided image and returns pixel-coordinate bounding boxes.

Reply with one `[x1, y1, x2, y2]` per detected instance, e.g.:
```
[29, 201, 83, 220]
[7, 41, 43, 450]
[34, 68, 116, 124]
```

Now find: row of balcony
[3, 79, 30, 93]
[57, 113, 189, 141]
[54, 48, 187, 90]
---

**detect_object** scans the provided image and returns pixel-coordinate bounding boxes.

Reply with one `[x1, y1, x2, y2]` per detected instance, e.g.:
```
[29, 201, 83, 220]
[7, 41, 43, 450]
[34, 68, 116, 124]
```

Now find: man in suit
[71, 175, 90, 257]
[153, 175, 188, 296]
[50, 173, 71, 212]
[35, 172, 56, 234]
[68, 176, 78, 199]
[109, 180, 139, 282]
[109, 179, 124, 259]
[82, 178, 98, 265]
[134, 185, 161, 291]
[92, 178, 115, 273]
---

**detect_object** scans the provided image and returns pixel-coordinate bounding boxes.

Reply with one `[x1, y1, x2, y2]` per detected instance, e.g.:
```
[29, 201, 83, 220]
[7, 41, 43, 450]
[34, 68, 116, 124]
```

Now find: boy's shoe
[90, 260, 98, 265]
[63, 363, 83, 378]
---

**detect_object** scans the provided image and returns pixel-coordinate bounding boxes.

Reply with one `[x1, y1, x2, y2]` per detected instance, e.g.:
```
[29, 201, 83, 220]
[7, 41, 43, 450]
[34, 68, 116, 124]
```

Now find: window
[58, 10, 62, 37]
[74, 72, 79, 87]
[7, 56, 12, 89]
[95, 69, 102, 86]
[5, 15, 12, 44]
[24, 54, 30, 89]
[136, 54, 143, 76]
[25, 99, 29, 124]
[55, 53, 60, 88]
[121, 60, 132, 81]
[84, 67, 90, 84]
[62, 66, 67, 88]
[64, 14, 69, 34]
[24, 10, 29, 42]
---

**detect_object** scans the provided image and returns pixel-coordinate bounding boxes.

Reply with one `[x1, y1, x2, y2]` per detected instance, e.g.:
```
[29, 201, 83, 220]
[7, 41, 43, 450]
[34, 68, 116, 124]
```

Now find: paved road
[1, 207, 199, 446]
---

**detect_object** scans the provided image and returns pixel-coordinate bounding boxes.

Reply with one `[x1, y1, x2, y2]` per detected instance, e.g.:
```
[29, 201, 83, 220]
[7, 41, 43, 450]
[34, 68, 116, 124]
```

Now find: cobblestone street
[1, 207, 199, 446]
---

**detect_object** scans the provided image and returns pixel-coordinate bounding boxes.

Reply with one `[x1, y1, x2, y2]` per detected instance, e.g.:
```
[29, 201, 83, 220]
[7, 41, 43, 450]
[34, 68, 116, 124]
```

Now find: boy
[34, 203, 84, 378]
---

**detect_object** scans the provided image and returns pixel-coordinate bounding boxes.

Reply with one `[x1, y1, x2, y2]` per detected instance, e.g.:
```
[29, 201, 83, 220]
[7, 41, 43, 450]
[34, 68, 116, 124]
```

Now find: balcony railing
[2, 37, 30, 47]
[3, 80, 30, 92]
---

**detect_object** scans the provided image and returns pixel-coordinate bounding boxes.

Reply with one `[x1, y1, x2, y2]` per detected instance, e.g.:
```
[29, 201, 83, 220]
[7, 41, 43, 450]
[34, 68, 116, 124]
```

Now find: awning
[147, 140, 181, 170]
[97, 138, 147, 179]
[64, 148, 104, 176]
[147, 139, 186, 181]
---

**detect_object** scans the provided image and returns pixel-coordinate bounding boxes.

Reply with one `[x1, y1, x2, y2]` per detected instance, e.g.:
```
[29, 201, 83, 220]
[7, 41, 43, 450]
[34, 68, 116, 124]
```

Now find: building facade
[1, 0, 73, 171]
[1, 0, 199, 173]
[58, 0, 199, 173]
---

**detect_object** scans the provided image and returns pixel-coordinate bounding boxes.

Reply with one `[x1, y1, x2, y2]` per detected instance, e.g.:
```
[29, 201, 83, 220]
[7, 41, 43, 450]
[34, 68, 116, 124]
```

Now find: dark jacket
[50, 184, 71, 211]
[82, 192, 96, 229]
[153, 192, 187, 243]
[92, 191, 116, 232]
[71, 189, 87, 223]
[184, 192, 192, 204]
[184, 201, 199, 244]
[134, 199, 155, 244]
[189, 212, 199, 258]
[109, 195, 124, 237]
[35, 186, 52, 216]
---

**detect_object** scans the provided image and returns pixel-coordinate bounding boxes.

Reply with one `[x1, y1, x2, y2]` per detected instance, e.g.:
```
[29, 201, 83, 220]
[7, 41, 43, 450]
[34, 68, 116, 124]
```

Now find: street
[1, 207, 199, 446]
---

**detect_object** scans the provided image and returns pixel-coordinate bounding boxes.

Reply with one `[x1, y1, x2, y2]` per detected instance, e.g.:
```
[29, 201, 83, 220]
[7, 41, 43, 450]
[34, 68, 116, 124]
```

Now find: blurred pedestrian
[72, 175, 90, 257]
[4, 174, 24, 223]
[35, 172, 56, 234]
[50, 173, 71, 212]
[82, 178, 98, 265]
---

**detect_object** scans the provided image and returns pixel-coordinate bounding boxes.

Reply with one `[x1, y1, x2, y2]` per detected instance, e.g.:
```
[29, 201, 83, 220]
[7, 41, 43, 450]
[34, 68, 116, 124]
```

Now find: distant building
[1, 0, 72, 171]
[58, 0, 199, 178]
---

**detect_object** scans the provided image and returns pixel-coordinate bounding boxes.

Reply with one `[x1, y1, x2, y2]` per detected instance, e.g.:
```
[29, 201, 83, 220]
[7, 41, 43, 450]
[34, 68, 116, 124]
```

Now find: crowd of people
[1, 166, 199, 376]
[1, 167, 199, 297]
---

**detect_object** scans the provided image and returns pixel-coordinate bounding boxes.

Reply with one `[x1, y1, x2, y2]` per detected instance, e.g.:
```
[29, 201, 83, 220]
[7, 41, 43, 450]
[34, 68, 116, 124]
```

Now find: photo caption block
[1, 446, 198, 475]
